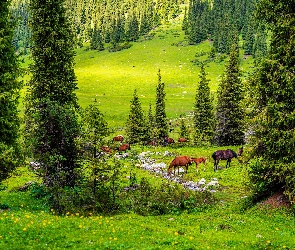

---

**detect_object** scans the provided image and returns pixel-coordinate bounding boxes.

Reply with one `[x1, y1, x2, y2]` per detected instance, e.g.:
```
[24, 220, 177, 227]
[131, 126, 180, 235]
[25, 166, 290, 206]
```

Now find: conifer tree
[82, 100, 109, 158]
[253, 23, 268, 64]
[154, 69, 168, 139]
[91, 24, 104, 51]
[243, 19, 255, 55]
[194, 63, 215, 145]
[125, 11, 139, 42]
[214, 42, 244, 145]
[146, 102, 154, 140]
[126, 89, 147, 144]
[26, 0, 80, 192]
[179, 119, 189, 139]
[248, 0, 295, 202]
[0, 0, 22, 183]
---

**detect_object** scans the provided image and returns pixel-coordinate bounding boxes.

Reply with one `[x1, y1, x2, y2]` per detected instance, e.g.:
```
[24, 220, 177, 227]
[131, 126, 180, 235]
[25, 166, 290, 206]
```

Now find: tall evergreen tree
[193, 63, 215, 145]
[253, 23, 268, 64]
[26, 0, 80, 192]
[125, 11, 139, 42]
[126, 89, 147, 144]
[154, 69, 168, 139]
[91, 24, 104, 51]
[214, 42, 244, 145]
[0, 0, 22, 183]
[247, 0, 295, 202]
[82, 100, 109, 158]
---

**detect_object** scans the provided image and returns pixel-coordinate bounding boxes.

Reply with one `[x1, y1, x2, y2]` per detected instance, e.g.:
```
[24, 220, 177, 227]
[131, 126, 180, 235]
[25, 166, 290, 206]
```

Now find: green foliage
[120, 177, 215, 216]
[25, 100, 80, 189]
[193, 63, 215, 145]
[0, 0, 22, 183]
[126, 89, 148, 144]
[154, 69, 168, 139]
[247, 0, 295, 202]
[214, 42, 245, 146]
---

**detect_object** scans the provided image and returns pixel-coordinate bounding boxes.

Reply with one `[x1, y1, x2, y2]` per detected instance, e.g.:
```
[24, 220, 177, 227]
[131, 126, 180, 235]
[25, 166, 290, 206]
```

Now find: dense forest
[11, 0, 267, 60]
[1, 0, 294, 216]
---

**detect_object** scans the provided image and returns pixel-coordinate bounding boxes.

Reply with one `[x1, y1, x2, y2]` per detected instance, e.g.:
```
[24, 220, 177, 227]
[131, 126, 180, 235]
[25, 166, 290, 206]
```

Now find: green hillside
[73, 18, 253, 129]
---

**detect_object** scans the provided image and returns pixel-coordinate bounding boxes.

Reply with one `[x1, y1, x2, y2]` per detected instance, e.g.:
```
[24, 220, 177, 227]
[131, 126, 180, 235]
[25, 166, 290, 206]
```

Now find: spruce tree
[194, 63, 215, 145]
[126, 89, 147, 144]
[243, 18, 255, 55]
[253, 23, 268, 64]
[214, 42, 244, 146]
[0, 0, 22, 183]
[26, 0, 80, 192]
[91, 24, 104, 51]
[248, 0, 295, 202]
[82, 100, 109, 158]
[154, 69, 168, 139]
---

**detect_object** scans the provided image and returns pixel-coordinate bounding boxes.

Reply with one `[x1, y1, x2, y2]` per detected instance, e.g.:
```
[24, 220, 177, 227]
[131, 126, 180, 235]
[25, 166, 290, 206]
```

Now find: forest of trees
[1, 0, 294, 212]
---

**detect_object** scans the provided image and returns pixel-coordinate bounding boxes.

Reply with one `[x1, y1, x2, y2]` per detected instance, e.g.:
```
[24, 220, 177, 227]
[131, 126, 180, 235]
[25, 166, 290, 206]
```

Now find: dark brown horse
[168, 156, 192, 175]
[149, 139, 157, 147]
[238, 147, 243, 156]
[163, 136, 175, 146]
[212, 149, 238, 171]
[113, 135, 124, 142]
[191, 157, 207, 170]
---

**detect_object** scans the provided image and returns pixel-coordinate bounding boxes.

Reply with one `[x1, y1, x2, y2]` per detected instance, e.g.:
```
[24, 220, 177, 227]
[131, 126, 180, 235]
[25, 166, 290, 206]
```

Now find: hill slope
[73, 17, 253, 129]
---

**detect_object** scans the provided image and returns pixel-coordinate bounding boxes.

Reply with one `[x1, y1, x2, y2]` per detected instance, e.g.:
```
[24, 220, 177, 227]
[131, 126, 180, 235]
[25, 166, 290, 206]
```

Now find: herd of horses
[102, 135, 243, 174]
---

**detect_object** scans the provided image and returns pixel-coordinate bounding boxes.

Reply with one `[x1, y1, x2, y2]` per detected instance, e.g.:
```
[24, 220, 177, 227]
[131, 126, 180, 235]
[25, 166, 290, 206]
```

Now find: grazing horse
[101, 146, 112, 154]
[191, 157, 207, 170]
[113, 135, 124, 142]
[212, 149, 238, 171]
[238, 147, 243, 156]
[168, 156, 192, 175]
[118, 143, 131, 153]
[178, 137, 188, 143]
[163, 137, 175, 146]
[149, 139, 157, 147]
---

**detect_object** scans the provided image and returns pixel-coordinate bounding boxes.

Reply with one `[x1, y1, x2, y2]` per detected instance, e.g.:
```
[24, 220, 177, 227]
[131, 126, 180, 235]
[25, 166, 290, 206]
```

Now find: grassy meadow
[2, 15, 294, 250]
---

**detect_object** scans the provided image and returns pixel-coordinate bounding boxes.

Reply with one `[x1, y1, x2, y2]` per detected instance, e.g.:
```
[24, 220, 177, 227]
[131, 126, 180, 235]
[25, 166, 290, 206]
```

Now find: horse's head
[238, 147, 243, 156]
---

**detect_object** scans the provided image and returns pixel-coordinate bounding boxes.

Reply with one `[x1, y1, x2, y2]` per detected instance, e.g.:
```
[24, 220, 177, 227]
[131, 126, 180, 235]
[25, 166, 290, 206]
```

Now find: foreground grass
[1, 145, 295, 249]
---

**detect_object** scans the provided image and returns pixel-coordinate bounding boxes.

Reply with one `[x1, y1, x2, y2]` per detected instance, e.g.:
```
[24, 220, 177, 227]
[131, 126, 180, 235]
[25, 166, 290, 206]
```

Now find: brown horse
[212, 149, 238, 171]
[118, 143, 131, 153]
[101, 146, 112, 154]
[191, 157, 207, 170]
[149, 139, 157, 147]
[178, 137, 188, 143]
[168, 156, 192, 175]
[163, 136, 175, 146]
[113, 135, 124, 142]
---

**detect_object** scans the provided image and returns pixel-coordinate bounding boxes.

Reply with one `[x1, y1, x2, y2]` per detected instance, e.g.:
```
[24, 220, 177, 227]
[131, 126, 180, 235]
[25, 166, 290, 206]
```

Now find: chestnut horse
[118, 143, 131, 153]
[212, 149, 238, 171]
[101, 146, 112, 154]
[113, 135, 124, 142]
[178, 137, 188, 143]
[191, 157, 207, 170]
[168, 156, 192, 175]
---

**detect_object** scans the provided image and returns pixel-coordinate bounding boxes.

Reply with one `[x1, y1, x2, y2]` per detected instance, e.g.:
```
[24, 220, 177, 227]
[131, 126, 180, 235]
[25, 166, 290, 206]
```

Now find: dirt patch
[259, 190, 291, 209]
